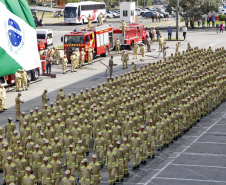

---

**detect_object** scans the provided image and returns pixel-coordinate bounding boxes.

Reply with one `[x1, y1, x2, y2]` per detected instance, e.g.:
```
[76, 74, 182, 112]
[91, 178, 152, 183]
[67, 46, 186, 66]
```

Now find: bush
[218, 14, 226, 21]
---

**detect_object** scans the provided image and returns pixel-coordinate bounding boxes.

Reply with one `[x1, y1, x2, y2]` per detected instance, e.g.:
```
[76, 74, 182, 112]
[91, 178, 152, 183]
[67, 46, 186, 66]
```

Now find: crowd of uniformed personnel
[1, 45, 226, 185]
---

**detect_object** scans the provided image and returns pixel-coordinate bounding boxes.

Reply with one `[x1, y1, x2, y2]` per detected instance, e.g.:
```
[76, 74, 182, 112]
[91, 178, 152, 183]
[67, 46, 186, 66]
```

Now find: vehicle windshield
[64, 36, 84, 44]
[64, 7, 77, 18]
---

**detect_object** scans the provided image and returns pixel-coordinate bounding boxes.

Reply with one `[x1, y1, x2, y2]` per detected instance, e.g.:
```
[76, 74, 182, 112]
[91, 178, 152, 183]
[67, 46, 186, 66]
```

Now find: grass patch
[57, 46, 64, 49]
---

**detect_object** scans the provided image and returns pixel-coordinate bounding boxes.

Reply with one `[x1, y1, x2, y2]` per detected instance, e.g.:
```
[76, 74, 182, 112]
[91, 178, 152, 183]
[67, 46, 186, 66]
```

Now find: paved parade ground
[0, 28, 226, 184]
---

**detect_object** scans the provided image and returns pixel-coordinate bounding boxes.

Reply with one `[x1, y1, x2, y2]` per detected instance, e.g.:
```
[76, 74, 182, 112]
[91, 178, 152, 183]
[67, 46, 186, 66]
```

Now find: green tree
[167, 0, 221, 19]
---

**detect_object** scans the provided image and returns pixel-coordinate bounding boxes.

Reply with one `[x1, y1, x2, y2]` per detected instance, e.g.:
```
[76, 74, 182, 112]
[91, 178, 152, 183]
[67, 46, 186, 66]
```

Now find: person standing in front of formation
[115, 37, 121, 54]
[156, 29, 160, 41]
[146, 35, 152, 52]
[182, 25, 187, 40]
[55, 48, 61, 65]
[140, 43, 145, 61]
[149, 29, 153, 40]
[120, 20, 126, 36]
[133, 43, 139, 59]
[108, 56, 117, 79]
[75, 48, 80, 69]
[220, 23, 224, 33]
[216, 22, 220, 33]
[80, 48, 85, 66]
[158, 35, 164, 51]
[121, 50, 129, 69]
[15, 69, 22, 92]
[167, 26, 172, 40]
[152, 27, 156, 40]
[42, 89, 49, 109]
[15, 93, 24, 121]
[62, 55, 68, 74]
[0, 84, 7, 111]
[46, 52, 53, 74]
[21, 70, 28, 91]
[87, 46, 94, 65]
[70, 52, 76, 73]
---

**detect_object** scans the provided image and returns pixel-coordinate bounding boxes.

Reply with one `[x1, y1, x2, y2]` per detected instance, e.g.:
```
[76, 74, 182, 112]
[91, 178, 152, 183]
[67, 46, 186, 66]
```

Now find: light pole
[137, 0, 139, 23]
[176, 0, 179, 40]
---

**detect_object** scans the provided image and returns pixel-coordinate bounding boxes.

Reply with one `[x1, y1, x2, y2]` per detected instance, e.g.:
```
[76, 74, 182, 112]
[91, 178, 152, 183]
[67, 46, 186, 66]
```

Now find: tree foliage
[166, 0, 221, 19]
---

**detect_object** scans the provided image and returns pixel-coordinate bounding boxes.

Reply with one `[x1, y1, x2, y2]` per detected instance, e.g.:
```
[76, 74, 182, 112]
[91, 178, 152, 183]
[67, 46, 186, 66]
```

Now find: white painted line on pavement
[205, 131, 226, 135]
[154, 177, 226, 183]
[196, 141, 226, 145]
[143, 111, 226, 185]
[171, 163, 226, 169]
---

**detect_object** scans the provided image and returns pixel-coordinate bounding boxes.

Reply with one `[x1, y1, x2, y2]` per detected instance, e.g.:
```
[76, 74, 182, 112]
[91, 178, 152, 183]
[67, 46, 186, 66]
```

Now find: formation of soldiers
[1, 45, 226, 185]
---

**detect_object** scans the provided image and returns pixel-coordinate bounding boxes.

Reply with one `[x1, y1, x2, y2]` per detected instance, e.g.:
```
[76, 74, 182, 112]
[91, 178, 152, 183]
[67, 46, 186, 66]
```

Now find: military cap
[18, 152, 23, 156]
[141, 125, 144, 128]
[101, 111, 105, 114]
[123, 138, 127, 141]
[4, 143, 8, 147]
[47, 123, 51, 127]
[74, 122, 78, 125]
[35, 144, 39, 148]
[47, 112, 51, 115]
[109, 144, 113, 148]
[40, 132, 44, 136]
[65, 130, 70, 134]
[92, 154, 97, 158]
[53, 153, 58, 157]
[114, 120, 118, 123]
[69, 144, 74, 148]
[84, 119, 88, 122]
[8, 117, 12, 120]
[14, 130, 18, 134]
[77, 110, 80, 113]
[126, 115, 129, 118]
[0, 135, 3, 139]
[35, 107, 39, 110]
[28, 136, 31, 139]
[105, 124, 109, 127]
[22, 112, 25, 114]
[82, 158, 88, 163]
[54, 137, 59, 140]
[7, 156, 12, 160]
[34, 118, 38, 121]
[30, 109, 33, 113]
[17, 141, 21, 143]
[44, 104, 48, 107]
[78, 140, 82, 144]
[43, 157, 48, 161]
[26, 167, 31, 171]
[45, 140, 49, 144]
[134, 131, 138, 135]
[23, 122, 27, 125]
[65, 170, 70, 174]
[116, 141, 120, 145]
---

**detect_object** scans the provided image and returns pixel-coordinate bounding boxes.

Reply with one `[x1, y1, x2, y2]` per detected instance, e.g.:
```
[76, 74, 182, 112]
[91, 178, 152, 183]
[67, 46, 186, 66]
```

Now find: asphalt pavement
[0, 30, 226, 184]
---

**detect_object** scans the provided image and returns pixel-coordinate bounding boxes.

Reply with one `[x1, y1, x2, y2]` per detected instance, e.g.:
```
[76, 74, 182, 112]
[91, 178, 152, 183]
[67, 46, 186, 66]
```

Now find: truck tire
[0, 78, 4, 85]
[31, 69, 39, 81]
[101, 47, 109, 57]
[27, 71, 32, 83]
[81, 19, 84, 25]
[129, 41, 134, 50]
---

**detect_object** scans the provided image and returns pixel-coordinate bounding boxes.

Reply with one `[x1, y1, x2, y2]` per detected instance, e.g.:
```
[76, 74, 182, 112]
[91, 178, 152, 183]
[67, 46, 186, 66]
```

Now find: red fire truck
[113, 23, 147, 49]
[63, 25, 114, 61]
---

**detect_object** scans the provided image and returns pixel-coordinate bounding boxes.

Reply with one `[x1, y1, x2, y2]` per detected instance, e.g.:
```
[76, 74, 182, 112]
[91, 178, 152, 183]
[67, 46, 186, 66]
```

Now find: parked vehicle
[143, 12, 155, 18]
[36, 29, 53, 48]
[63, 25, 113, 61]
[64, 1, 106, 24]
[106, 12, 114, 19]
